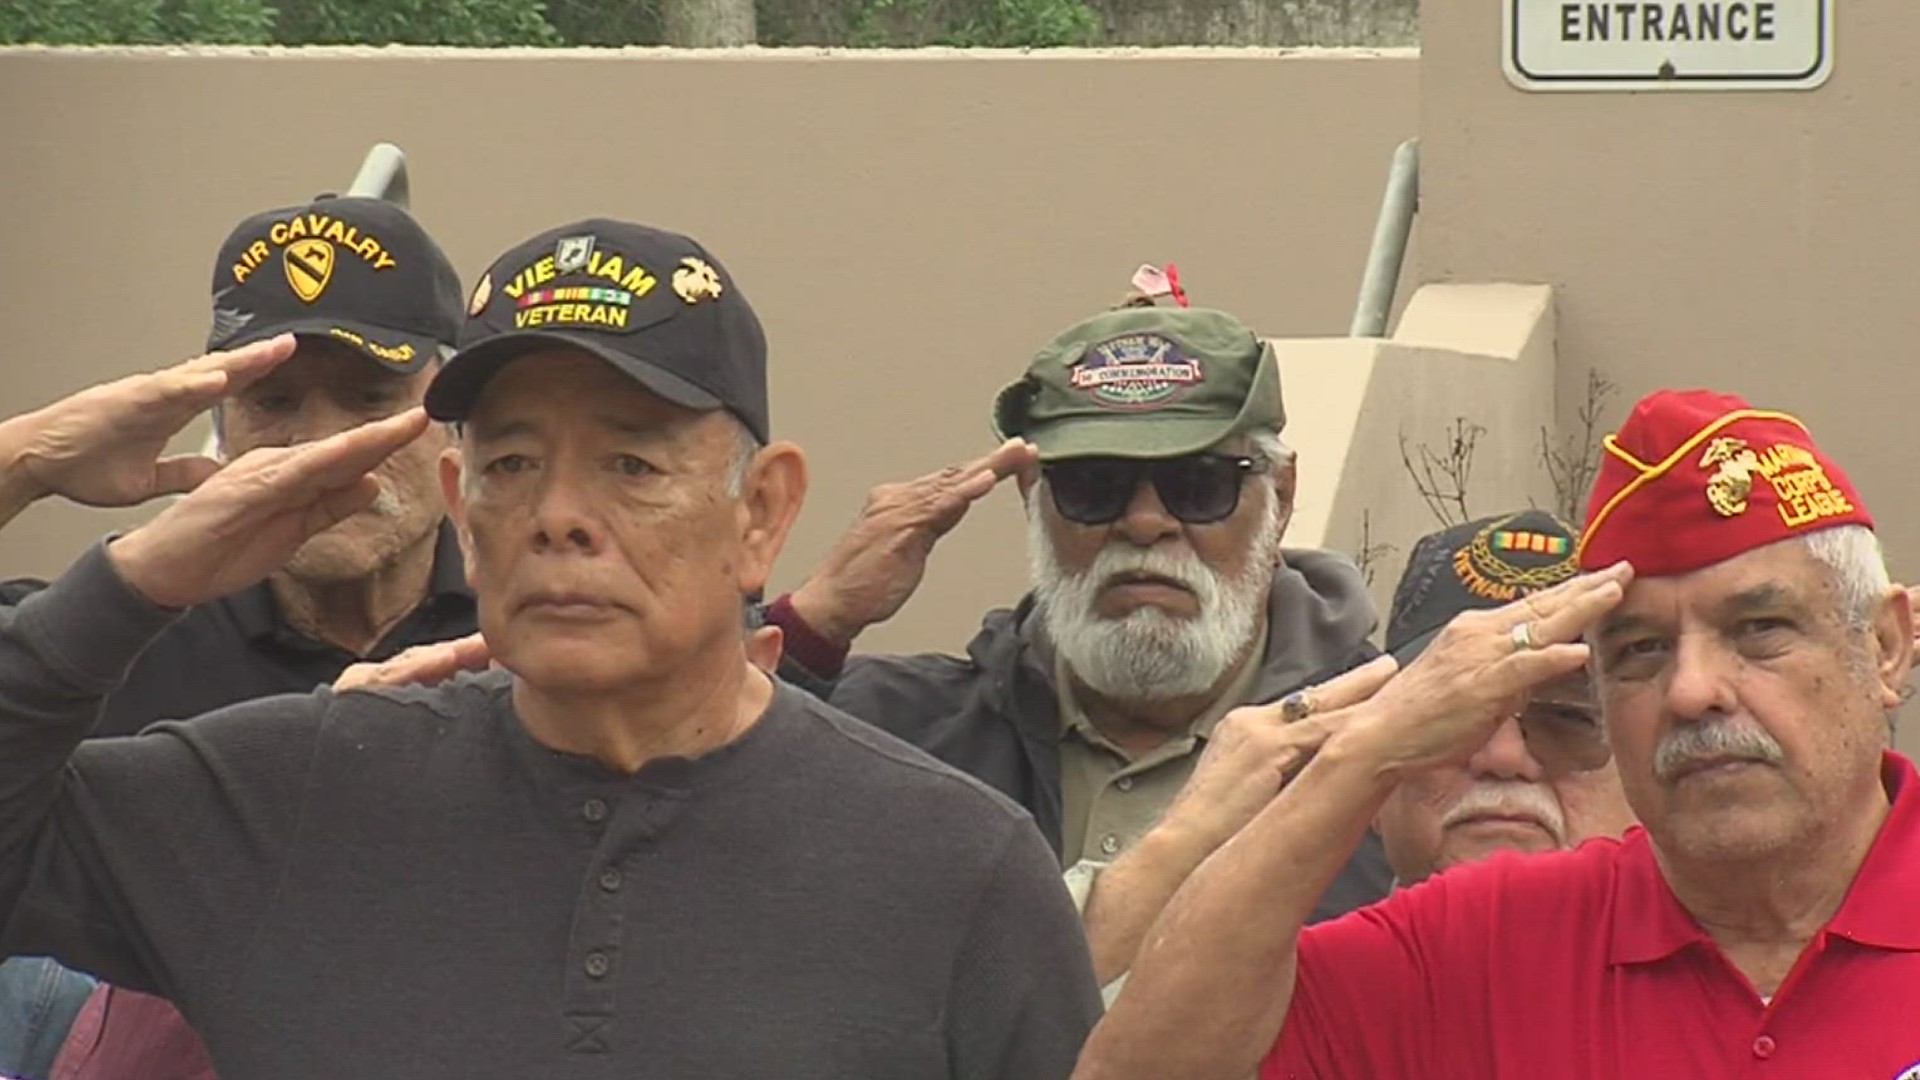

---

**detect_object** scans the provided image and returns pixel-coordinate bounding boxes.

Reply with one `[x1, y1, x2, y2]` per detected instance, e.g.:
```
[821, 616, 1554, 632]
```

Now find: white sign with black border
[1505, 0, 1832, 92]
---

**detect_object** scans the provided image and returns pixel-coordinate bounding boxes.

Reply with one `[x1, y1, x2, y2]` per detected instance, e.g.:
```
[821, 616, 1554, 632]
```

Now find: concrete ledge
[1268, 282, 1559, 623]
[1392, 282, 1553, 359]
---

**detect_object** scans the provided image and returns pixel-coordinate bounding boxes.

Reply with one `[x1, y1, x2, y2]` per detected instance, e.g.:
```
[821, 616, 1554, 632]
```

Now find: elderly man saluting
[1074, 388, 1920, 1078]
[1371, 509, 1637, 885]
[764, 296, 1391, 988]
[0, 220, 1099, 1078]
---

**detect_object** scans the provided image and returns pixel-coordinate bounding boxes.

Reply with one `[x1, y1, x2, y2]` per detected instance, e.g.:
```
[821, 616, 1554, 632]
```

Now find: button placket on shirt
[561, 789, 690, 1055]
[1085, 746, 1187, 863]
[563, 790, 626, 1053]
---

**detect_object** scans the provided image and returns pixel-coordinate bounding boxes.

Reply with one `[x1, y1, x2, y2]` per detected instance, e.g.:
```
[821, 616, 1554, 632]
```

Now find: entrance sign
[1504, 0, 1832, 92]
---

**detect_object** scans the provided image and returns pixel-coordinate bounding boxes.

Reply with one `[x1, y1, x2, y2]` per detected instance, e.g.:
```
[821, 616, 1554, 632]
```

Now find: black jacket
[779, 548, 1396, 924]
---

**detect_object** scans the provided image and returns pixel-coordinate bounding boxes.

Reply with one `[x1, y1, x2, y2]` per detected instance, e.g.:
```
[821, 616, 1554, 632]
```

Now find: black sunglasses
[1042, 453, 1265, 526]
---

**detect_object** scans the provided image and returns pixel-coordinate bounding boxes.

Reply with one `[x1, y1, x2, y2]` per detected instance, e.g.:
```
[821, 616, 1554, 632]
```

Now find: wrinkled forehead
[463, 349, 694, 434]
[1604, 538, 1833, 633]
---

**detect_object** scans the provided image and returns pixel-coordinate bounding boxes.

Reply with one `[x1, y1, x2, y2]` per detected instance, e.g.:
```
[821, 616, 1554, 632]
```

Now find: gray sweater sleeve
[0, 543, 321, 999]
[946, 816, 1103, 1080]
[0, 543, 184, 914]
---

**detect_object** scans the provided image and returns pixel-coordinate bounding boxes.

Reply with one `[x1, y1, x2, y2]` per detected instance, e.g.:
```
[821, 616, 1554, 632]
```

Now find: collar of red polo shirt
[1608, 751, 1920, 966]
[1576, 389, 1874, 576]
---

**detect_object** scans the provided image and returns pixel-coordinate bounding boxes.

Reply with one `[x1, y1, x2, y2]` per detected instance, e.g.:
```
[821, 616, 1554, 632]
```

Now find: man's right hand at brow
[0, 336, 297, 526]
[107, 408, 430, 611]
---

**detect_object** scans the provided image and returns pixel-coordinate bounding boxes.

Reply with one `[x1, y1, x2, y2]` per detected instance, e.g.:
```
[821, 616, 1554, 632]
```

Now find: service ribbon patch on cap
[498, 237, 658, 332]
[1492, 529, 1571, 555]
[1453, 516, 1580, 603]
[1068, 333, 1203, 411]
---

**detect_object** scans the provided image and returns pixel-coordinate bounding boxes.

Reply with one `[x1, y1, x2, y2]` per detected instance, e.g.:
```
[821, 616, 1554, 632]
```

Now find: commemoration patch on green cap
[991, 306, 1285, 461]
[1069, 331, 1206, 409]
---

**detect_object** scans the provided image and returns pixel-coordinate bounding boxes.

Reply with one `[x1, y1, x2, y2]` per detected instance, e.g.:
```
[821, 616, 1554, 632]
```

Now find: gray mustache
[1440, 780, 1567, 842]
[1653, 720, 1784, 782]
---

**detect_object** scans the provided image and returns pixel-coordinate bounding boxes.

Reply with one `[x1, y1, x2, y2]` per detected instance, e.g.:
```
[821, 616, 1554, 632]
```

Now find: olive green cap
[990, 306, 1284, 461]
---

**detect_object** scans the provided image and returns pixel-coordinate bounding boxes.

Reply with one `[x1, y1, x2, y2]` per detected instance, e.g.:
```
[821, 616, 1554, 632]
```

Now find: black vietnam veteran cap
[207, 195, 463, 373]
[425, 219, 769, 441]
[1384, 509, 1582, 663]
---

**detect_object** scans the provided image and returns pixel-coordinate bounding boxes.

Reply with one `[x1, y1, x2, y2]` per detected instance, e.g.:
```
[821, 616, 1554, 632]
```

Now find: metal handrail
[1349, 137, 1420, 338]
[344, 143, 410, 208]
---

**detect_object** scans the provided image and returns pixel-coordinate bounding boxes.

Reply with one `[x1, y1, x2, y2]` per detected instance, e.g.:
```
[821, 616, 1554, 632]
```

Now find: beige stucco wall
[1279, 283, 1560, 618]
[1418, 0, 1920, 580]
[1415, 0, 1920, 757]
[0, 46, 1418, 656]
[3, 37, 1916, 756]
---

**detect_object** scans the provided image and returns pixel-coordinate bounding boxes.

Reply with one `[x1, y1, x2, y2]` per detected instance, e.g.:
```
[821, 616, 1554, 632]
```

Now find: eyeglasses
[1516, 696, 1611, 774]
[1042, 454, 1265, 526]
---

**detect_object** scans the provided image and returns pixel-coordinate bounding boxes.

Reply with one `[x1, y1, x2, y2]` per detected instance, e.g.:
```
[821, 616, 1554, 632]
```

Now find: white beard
[1027, 486, 1280, 702]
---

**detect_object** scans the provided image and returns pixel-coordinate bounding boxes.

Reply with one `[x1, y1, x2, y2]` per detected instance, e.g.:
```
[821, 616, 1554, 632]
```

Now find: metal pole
[1349, 137, 1420, 338]
[345, 143, 410, 208]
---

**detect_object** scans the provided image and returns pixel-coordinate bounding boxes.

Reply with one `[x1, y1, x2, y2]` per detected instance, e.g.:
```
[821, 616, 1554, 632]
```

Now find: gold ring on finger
[1510, 622, 1540, 652]
[1279, 688, 1318, 722]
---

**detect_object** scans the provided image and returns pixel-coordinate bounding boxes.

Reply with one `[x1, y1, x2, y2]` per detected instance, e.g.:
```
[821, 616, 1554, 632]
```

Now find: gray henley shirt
[0, 543, 1101, 1078]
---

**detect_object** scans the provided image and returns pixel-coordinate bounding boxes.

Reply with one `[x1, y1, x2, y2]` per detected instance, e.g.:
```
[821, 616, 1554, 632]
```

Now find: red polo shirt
[1263, 752, 1920, 1079]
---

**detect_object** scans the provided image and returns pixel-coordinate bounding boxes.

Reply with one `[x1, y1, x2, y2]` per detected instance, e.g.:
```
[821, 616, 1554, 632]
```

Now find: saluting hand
[107, 408, 431, 611]
[1153, 654, 1400, 854]
[0, 335, 295, 514]
[1344, 562, 1633, 779]
[787, 438, 1037, 649]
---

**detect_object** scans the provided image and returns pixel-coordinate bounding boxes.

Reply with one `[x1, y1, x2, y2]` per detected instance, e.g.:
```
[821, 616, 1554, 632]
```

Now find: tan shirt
[1055, 625, 1269, 878]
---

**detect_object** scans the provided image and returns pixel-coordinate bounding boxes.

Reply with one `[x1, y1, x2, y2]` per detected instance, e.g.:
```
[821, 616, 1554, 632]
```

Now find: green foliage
[545, 0, 658, 45]
[759, 0, 1094, 47]
[0, 0, 557, 45]
[0, 0, 1403, 48]
[1, 0, 164, 44]
[272, 0, 560, 45]
[157, 0, 276, 43]
[1, 0, 276, 43]
[935, 0, 1095, 46]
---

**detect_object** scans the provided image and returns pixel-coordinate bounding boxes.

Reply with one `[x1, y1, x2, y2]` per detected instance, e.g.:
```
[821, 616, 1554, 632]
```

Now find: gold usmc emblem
[1700, 436, 1760, 518]
[672, 257, 723, 304]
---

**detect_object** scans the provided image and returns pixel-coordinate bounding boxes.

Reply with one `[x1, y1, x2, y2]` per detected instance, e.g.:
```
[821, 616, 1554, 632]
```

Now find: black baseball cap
[1385, 509, 1582, 662]
[424, 219, 768, 441]
[207, 195, 463, 373]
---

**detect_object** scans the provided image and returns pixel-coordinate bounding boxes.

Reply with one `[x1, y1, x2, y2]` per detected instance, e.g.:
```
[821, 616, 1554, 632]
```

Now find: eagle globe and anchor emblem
[1068, 333, 1204, 410]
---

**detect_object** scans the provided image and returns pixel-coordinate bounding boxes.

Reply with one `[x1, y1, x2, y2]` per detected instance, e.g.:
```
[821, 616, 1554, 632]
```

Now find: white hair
[1803, 525, 1890, 632]
[1805, 526, 1899, 735]
[1245, 428, 1295, 473]
[723, 418, 762, 498]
